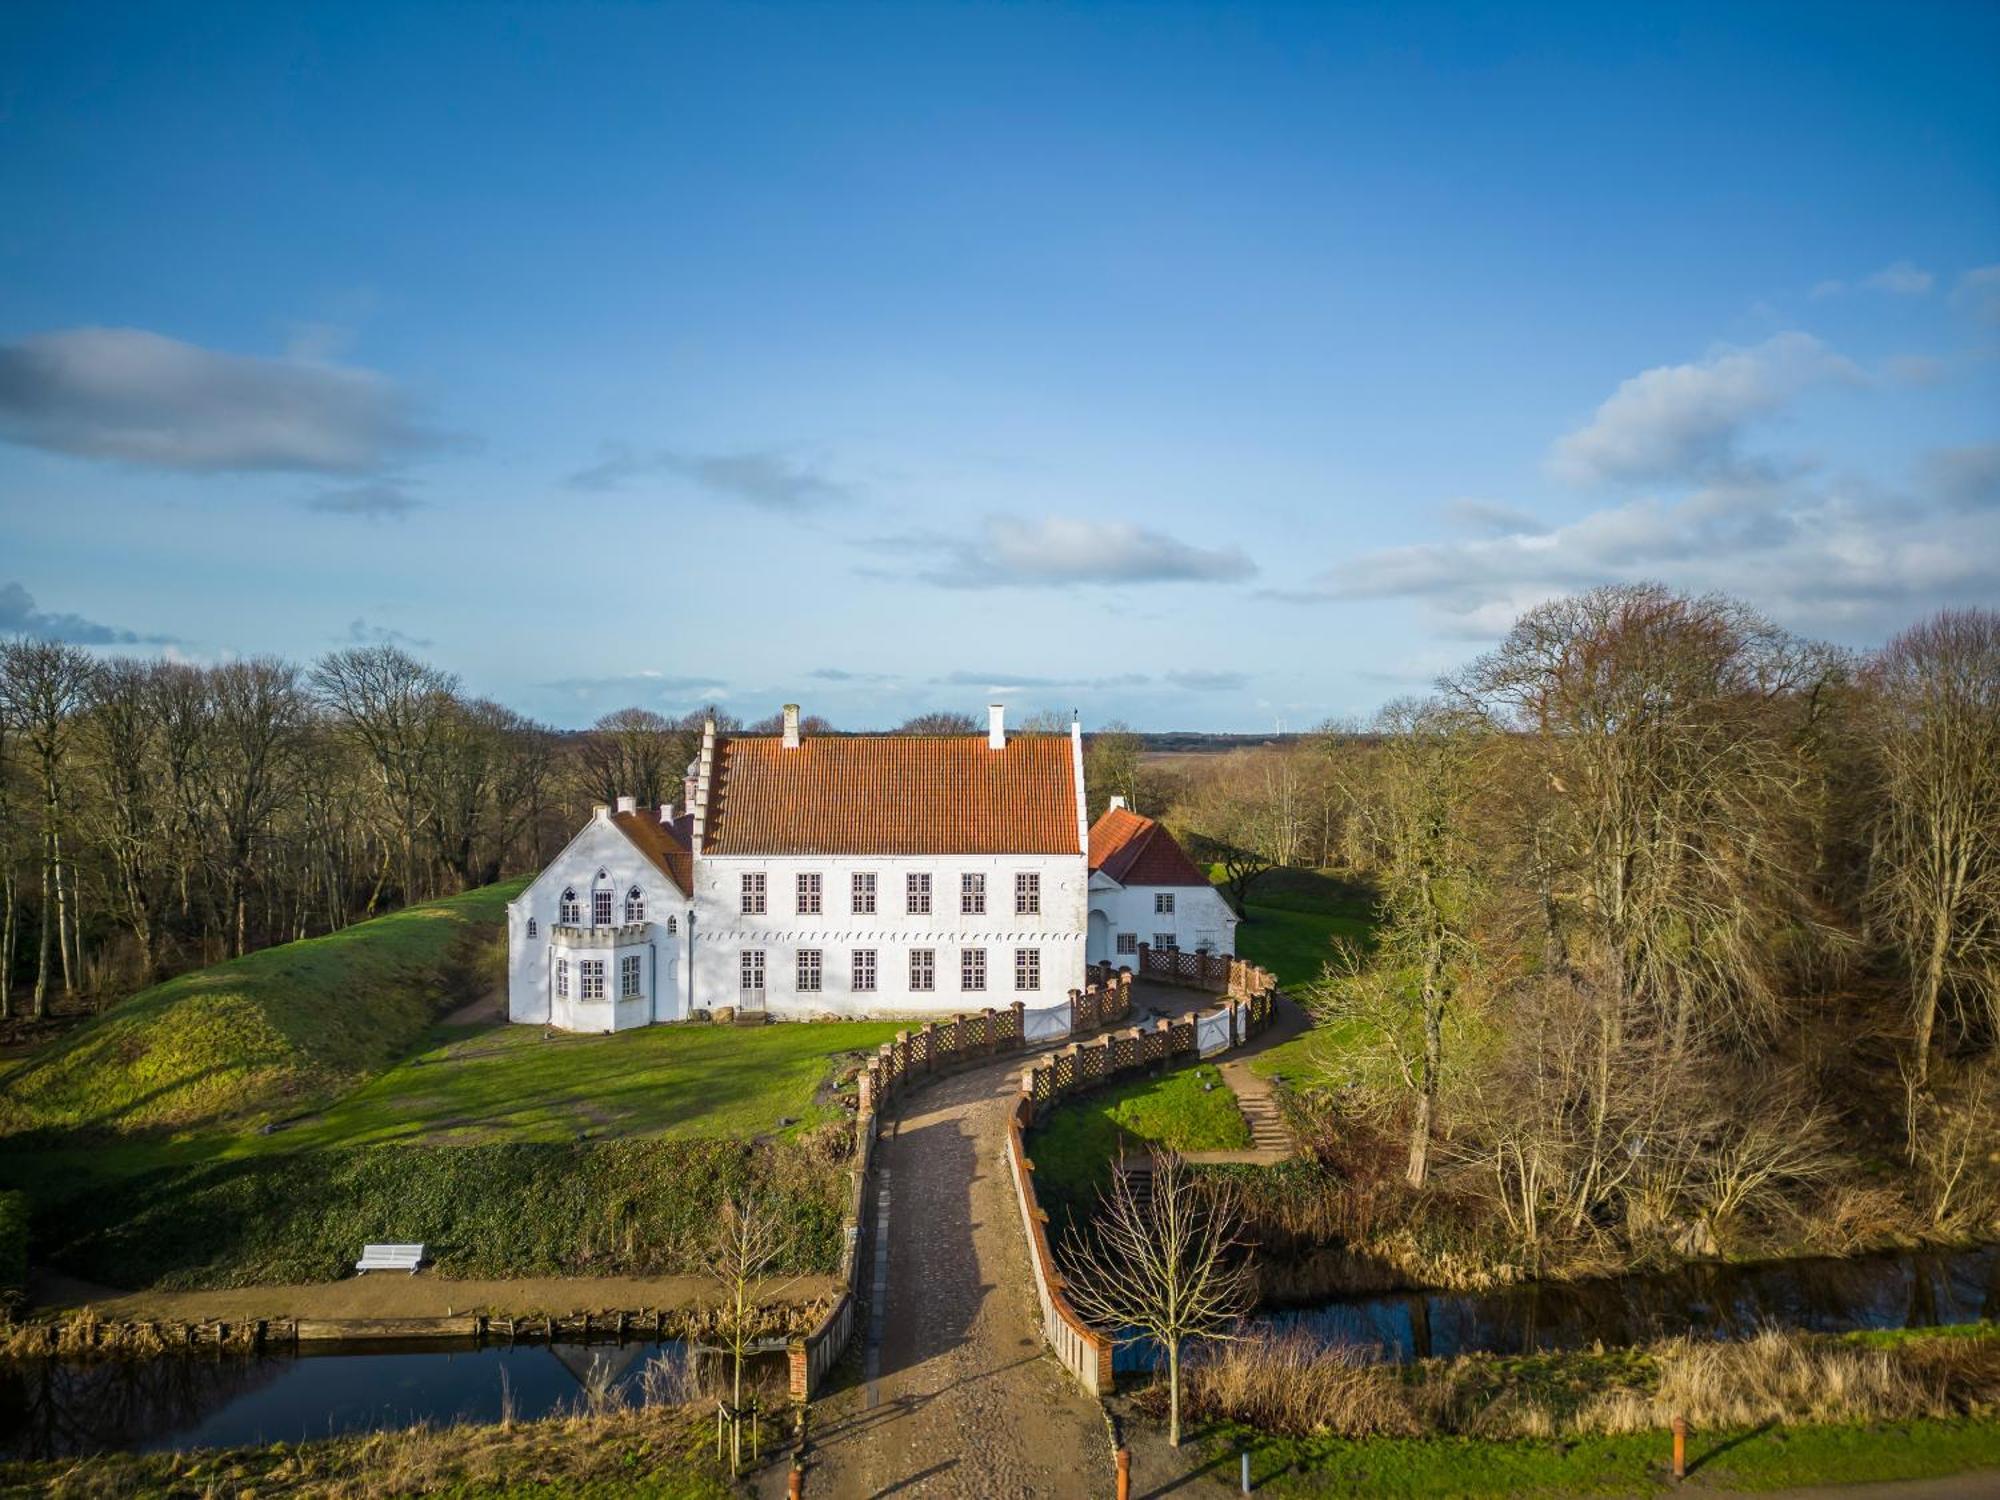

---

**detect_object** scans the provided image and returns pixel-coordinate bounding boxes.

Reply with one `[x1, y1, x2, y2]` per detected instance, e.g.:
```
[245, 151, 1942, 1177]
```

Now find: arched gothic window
[665, 914, 679, 935]
[559, 888, 580, 925]
[625, 886, 646, 923]
[527, 917, 538, 938]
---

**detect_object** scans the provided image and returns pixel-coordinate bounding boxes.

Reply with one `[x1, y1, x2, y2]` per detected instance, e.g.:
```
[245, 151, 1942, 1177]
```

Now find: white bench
[355, 1243, 425, 1275]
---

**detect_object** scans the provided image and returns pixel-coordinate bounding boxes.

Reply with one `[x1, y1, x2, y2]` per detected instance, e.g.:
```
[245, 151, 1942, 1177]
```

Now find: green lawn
[0, 880, 526, 1139]
[1229, 867, 1376, 992]
[1028, 1063, 1250, 1218]
[275, 1016, 904, 1149]
[1194, 1417, 2000, 1496]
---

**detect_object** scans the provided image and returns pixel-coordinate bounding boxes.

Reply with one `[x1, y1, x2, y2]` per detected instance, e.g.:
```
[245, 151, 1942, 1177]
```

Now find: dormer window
[559, 888, 580, 925]
[625, 886, 646, 923]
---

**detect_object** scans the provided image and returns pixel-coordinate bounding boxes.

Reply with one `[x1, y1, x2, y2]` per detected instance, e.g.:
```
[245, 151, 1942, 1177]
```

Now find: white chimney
[659, 801, 676, 824]
[988, 703, 1006, 750]
[782, 703, 801, 750]
[591, 803, 611, 823]
[615, 795, 637, 815]
[1110, 794, 1128, 811]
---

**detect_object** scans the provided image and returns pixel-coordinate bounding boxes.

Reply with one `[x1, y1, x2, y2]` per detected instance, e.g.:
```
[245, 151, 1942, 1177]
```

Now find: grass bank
[0, 1401, 731, 1499]
[1028, 1063, 1249, 1222]
[1188, 1416, 2000, 1497]
[1143, 1324, 2000, 1495]
[0, 882, 523, 1140]
[276, 1015, 903, 1150]
[32, 1134, 855, 1290]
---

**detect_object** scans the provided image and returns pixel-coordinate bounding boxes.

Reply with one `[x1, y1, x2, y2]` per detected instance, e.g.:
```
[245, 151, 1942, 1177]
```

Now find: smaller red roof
[611, 808, 694, 896]
[1088, 806, 1211, 888]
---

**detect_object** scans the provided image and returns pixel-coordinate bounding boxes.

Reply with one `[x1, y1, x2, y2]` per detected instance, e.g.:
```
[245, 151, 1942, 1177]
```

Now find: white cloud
[308, 481, 425, 518]
[1810, 261, 1936, 299]
[0, 580, 174, 645]
[892, 514, 1256, 589]
[1548, 332, 1860, 488]
[566, 444, 851, 509]
[0, 327, 446, 474]
[1283, 469, 2000, 642]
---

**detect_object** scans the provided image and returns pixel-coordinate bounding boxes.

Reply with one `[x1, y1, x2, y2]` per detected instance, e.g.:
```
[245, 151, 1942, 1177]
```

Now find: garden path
[769, 981, 1210, 1498]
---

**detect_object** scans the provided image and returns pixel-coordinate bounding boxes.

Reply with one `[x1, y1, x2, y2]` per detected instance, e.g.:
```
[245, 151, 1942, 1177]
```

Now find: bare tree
[310, 646, 457, 908]
[1865, 608, 2000, 1084]
[1314, 698, 1484, 1186]
[201, 660, 306, 956]
[1085, 721, 1143, 818]
[704, 1197, 794, 1474]
[0, 640, 96, 1017]
[1059, 1153, 1253, 1447]
[894, 710, 980, 734]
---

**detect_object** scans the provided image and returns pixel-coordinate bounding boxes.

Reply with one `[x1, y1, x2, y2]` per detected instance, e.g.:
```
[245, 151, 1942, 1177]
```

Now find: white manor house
[507, 705, 1239, 1030]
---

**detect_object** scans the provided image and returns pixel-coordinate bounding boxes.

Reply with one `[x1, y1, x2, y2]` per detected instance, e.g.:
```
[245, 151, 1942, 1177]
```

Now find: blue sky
[2, 1, 1995, 730]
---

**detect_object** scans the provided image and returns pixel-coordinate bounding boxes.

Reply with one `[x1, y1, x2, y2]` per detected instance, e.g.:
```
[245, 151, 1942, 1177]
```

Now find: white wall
[690, 851, 1089, 1018]
[506, 813, 691, 1027]
[1086, 879, 1238, 966]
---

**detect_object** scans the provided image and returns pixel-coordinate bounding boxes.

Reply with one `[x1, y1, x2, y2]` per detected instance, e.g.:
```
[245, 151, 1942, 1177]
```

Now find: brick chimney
[988, 703, 1005, 750]
[782, 703, 801, 750]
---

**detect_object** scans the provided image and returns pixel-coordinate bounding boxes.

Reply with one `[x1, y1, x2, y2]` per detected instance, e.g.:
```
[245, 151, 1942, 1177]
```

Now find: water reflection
[0, 1339, 778, 1460]
[1246, 1244, 2000, 1365]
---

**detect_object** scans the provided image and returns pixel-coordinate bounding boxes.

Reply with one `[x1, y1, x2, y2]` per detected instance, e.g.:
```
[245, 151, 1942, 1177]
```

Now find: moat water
[8, 1246, 1995, 1457]
[0, 1338, 784, 1461]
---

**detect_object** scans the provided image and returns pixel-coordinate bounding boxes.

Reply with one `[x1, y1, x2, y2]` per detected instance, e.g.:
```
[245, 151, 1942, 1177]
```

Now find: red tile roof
[611, 808, 695, 894]
[701, 734, 1082, 856]
[1088, 806, 1211, 887]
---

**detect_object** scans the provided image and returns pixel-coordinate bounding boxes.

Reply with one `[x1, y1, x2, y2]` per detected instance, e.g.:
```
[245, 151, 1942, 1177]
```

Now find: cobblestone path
[767, 1052, 1114, 1499]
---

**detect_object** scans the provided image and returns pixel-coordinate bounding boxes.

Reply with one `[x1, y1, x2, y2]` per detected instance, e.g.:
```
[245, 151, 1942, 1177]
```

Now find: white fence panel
[1022, 1001, 1073, 1044]
[1196, 1008, 1234, 1058]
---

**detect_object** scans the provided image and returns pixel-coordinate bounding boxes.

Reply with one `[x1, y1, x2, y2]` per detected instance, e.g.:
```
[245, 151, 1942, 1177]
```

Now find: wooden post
[1671, 1415, 1687, 1480]
[790, 1460, 804, 1499]
[1115, 1445, 1131, 1499]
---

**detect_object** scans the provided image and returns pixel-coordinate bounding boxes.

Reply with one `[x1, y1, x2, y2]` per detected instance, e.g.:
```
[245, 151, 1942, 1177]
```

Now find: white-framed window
[741, 949, 766, 993]
[625, 886, 646, 923]
[1014, 947, 1040, 991]
[555, 958, 570, 998]
[910, 948, 935, 991]
[1153, 933, 1177, 952]
[581, 959, 606, 1000]
[1116, 932, 1138, 955]
[1015, 872, 1040, 915]
[961, 873, 986, 916]
[797, 949, 823, 993]
[853, 949, 877, 992]
[665, 914, 678, 935]
[741, 872, 767, 915]
[797, 872, 822, 915]
[559, 888, 580, 925]
[1155, 891, 1176, 915]
[620, 953, 642, 998]
[592, 887, 614, 926]
[961, 947, 987, 991]
[907, 872, 932, 915]
[527, 917, 537, 938]
[852, 872, 877, 915]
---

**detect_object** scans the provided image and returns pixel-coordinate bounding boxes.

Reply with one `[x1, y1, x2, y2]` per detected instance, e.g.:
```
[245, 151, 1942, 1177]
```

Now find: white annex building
[506, 705, 1238, 1030]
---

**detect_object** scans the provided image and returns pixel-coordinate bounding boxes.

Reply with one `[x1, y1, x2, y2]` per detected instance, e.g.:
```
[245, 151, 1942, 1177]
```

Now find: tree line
[1145, 588, 1998, 1274]
[0, 646, 1160, 1024]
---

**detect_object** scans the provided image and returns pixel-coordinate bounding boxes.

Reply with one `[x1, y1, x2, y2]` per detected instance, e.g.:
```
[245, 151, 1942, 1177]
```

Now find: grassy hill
[0, 881, 522, 1141]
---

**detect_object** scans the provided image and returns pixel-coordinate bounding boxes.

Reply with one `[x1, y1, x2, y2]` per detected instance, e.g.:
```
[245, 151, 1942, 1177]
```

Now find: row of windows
[741, 870, 1041, 918]
[554, 953, 646, 1002]
[739, 946, 1041, 994]
[1116, 932, 1181, 954]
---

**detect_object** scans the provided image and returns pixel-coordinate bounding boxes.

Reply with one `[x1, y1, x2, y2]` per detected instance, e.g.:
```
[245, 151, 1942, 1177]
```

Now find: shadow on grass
[1687, 1419, 1778, 1477]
